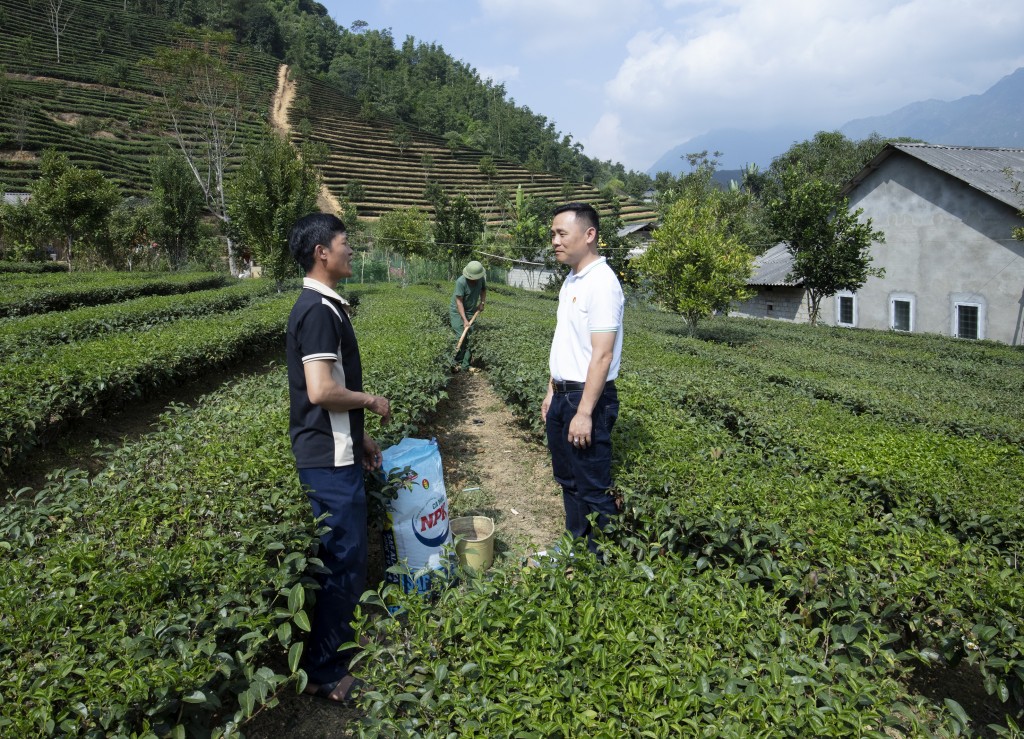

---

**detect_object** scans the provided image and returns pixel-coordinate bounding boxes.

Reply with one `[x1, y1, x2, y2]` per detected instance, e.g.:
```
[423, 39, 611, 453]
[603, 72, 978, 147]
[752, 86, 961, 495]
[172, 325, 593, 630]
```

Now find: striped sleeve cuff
[302, 352, 338, 363]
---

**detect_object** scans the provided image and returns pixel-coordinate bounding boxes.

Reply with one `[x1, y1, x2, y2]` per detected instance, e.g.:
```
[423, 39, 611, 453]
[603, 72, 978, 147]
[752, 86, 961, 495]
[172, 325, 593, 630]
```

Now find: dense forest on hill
[109, 0, 653, 195]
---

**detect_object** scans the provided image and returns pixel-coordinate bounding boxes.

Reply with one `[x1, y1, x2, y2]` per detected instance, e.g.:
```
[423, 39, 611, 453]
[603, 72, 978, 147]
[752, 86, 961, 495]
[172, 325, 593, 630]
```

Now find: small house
[733, 144, 1024, 344]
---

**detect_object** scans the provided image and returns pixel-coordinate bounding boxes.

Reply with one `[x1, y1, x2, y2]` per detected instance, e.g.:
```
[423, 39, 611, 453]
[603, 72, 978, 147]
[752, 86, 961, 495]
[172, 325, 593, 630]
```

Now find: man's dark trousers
[297, 464, 367, 684]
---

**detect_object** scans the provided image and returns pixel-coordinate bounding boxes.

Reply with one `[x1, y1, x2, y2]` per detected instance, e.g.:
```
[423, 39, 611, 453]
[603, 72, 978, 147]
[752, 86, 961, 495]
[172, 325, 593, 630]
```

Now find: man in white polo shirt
[541, 202, 624, 554]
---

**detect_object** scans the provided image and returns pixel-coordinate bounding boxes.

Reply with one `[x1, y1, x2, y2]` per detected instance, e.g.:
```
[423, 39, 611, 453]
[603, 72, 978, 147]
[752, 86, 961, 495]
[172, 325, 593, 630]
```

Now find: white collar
[303, 276, 350, 305]
[570, 256, 607, 279]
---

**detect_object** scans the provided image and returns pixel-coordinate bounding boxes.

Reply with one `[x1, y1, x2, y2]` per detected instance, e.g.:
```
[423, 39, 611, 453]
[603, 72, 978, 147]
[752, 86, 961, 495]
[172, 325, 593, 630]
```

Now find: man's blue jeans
[297, 464, 367, 684]
[545, 385, 619, 553]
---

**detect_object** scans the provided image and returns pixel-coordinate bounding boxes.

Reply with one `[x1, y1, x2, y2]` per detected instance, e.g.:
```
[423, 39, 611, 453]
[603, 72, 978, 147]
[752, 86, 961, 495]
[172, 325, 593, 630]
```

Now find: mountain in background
[647, 67, 1024, 177]
[646, 124, 814, 176]
[840, 66, 1024, 145]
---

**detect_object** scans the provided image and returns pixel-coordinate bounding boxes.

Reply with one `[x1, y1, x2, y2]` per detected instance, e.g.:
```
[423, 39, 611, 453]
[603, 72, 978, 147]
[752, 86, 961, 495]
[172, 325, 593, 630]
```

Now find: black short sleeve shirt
[286, 278, 364, 468]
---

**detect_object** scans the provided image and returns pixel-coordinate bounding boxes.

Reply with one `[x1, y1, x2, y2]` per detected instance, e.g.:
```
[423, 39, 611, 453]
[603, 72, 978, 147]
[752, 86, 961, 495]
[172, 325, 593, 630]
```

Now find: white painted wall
[507, 266, 557, 291]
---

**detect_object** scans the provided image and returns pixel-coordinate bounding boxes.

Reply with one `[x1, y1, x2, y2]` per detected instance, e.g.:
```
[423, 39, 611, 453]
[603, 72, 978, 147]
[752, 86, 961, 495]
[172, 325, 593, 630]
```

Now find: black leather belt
[552, 380, 615, 393]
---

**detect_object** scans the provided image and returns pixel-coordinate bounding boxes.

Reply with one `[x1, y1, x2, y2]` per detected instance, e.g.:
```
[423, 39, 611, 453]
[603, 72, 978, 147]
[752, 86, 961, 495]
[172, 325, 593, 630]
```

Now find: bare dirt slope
[270, 63, 345, 216]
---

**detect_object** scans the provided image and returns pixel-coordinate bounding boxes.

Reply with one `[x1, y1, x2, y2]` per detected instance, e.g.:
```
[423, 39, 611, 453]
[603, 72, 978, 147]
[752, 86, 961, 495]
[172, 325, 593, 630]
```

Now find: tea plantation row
[3, 279, 1023, 736]
[353, 288, 1024, 736]
[0, 276, 288, 472]
[0, 283, 452, 737]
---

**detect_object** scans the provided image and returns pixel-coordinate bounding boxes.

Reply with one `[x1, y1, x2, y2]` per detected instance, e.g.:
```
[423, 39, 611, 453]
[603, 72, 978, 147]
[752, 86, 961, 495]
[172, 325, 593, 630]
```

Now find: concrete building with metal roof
[731, 242, 809, 322]
[733, 143, 1024, 343]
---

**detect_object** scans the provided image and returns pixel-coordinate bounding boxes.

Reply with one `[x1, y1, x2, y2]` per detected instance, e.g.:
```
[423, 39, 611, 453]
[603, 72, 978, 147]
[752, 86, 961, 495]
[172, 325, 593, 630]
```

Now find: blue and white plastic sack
[380, 437, 452, 594]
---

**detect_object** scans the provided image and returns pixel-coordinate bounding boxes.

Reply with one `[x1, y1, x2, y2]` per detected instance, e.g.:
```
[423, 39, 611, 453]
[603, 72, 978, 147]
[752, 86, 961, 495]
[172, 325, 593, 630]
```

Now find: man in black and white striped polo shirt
[286, 213, 391, 703]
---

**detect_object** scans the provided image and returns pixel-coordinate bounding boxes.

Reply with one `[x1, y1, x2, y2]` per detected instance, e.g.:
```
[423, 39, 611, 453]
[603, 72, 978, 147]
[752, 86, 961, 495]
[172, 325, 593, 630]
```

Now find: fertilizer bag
[380, 437, 451, 594]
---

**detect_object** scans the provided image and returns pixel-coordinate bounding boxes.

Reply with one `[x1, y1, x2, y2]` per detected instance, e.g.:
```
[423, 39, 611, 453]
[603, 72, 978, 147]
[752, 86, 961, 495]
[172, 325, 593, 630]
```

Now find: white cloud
[599, 0, 1024, 168]
[477, 0, 657, 51]
[584, 113, 632, 165]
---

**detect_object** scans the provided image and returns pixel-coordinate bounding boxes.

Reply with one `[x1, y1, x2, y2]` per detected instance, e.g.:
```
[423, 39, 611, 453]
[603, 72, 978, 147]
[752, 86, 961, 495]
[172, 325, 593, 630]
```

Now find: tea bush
[0, 271, 227, 317]
[0, 280, 276, 356]
[0, 284, 452, 737]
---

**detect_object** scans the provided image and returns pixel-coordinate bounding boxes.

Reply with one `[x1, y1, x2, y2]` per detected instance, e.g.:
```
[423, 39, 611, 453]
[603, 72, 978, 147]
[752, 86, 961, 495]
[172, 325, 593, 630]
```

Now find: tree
[374, 207, 432, 261]
[431, 190, 483, 274]
[390, 124, 412, 156]
[761, 132, 919, 217]
[144, 36, 248, 274]
[0, 192, 46, 261]
[45, 0, 77, 64]
[103, 199, 150, 270]
[149, 154, 205, 269]
[634, 193, 754, 334]
[444, 130, 461, 154]
[478, 155, 497, 183]
[31, 149, 120, 270]
[228, 131, 321, 284]
[420, 153, 435, 182]
[769, 169, 885, 325]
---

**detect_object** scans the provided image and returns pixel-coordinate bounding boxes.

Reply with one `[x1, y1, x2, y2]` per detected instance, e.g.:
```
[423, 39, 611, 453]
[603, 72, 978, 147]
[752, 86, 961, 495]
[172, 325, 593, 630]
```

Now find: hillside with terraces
[289, 76, 656, 225]
[0, 0, 656, 226]
[0, 0, 278, 195]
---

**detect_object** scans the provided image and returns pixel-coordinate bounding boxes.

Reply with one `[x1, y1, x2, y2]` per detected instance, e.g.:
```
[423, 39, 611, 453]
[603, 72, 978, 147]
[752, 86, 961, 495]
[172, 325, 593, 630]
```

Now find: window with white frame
[890, 293, 914, 332]
[953, 302, 983, 340]
[836, 291, 856, 327]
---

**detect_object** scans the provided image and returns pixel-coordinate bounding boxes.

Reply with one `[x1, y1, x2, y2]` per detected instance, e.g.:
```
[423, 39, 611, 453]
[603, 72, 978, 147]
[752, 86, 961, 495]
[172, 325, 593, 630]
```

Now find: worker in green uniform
[449, 260, 487, 372]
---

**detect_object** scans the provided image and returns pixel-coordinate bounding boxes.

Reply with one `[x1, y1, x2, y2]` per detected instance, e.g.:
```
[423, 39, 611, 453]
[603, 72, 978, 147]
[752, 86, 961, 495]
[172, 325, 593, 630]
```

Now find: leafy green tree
[444, 130, 461, 154]
[431, 191, 483, 274]
[149, 154, 205, 269]
[478, 155, 497, 182]
[391, 124, 412, 156]
[0, 192, 47, 260]
[768, 132, 886, 192]
[374, 207, 432, 260]
[31, 149, 120, 270]
[227, 131, 321, 284]
[634, 193, 754, 333]
[103, 199, 150, 270]
[510, 185, 551, 259]
[596, 198, 636, 289]
[769, 169, 885, 325]
[420, 153, 435, 182]
[760, 132, 919, 219]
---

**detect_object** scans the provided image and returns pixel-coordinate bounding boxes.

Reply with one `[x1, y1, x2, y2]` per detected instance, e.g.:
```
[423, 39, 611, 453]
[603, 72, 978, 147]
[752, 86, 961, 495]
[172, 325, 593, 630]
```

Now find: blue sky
[320, 1, 1024, 172]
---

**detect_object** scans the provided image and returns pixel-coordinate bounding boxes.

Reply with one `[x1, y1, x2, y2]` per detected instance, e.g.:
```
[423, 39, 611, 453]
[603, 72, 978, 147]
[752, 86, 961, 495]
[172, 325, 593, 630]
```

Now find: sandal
[305, 675, 365, 705]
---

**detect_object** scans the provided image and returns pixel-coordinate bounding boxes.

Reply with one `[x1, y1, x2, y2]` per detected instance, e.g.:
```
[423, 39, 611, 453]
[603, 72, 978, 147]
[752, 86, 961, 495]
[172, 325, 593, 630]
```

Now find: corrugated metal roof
[617, 221, 657, 237]
[748, 242, 801, 286]
[844, 144, 1024, 209]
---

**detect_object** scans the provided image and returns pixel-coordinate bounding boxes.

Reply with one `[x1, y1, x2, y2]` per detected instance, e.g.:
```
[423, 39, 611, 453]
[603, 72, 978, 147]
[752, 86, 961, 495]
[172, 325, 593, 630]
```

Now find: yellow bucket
[451, 516, 495, 573]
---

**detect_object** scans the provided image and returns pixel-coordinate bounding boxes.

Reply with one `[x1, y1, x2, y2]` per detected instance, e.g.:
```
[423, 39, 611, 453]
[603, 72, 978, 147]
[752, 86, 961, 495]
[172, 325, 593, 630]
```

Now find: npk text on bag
[380, 437, 452, 595]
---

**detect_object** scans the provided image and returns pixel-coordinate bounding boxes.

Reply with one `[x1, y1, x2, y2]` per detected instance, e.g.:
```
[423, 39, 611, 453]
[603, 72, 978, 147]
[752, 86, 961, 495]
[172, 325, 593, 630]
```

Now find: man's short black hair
[553, 202, 600, 234]
[289, 213, 346, 273]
